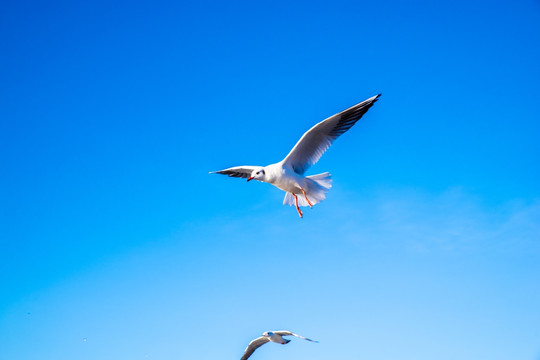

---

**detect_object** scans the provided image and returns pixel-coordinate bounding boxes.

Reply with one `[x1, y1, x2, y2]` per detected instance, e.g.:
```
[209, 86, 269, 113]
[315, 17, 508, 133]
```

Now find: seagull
[212, 94, 381, 217]
[241, 330, 318, 360]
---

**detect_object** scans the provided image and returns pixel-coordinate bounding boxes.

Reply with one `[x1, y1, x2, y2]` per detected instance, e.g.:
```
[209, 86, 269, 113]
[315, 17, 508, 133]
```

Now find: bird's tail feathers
[283, 192, 304, 206]
[306, 172, 332, 189]
[283, 173, 332, 207]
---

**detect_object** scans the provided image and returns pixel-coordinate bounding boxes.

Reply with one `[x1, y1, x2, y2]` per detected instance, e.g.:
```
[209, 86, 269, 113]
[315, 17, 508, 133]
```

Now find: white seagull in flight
[212, 94, 381, 217]
[241, 330, 318, 360]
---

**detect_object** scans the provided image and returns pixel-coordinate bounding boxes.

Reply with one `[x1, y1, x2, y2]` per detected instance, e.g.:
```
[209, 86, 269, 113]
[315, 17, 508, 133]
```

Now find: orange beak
[247, 177, 254, 182]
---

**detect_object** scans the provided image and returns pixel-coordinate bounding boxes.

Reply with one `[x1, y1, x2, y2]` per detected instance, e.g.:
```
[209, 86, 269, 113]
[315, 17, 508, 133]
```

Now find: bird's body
[240, 330, 318, 360]
[261, 162, 328, 196]
[212, 94, 381, 217]
[266, 331, 290, 344]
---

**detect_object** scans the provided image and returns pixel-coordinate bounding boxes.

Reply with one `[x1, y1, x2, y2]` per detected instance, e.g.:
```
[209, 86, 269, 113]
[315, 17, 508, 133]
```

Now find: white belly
[269, 333, 286, 344]
[266, 165, 306, 194]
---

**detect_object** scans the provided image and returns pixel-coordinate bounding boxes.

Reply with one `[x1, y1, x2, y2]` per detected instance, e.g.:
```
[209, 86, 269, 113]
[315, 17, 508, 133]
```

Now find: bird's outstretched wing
[210, 166, 259, 179]
[241, 336, 270, 360]
[282, 94, 381, 175]
[274, 330, 319, 342]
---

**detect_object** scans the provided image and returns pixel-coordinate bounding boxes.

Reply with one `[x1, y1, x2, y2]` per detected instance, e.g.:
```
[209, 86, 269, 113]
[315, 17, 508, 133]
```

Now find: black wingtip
[370, 93, 381, 103]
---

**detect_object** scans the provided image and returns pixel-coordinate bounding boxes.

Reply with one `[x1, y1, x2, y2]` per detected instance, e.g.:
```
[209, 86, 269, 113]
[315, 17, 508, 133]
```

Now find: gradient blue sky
[1, 0, 540, 359]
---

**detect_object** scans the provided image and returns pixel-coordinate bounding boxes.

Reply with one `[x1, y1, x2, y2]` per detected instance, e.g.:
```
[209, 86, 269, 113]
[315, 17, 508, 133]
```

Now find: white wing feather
[274, 330, 319, 342]
[241, 336, 270, 360]
[282, 94, 381, 175]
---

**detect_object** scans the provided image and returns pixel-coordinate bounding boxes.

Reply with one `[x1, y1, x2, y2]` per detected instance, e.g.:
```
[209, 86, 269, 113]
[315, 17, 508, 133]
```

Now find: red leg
[292, 193, 303, 218]
[301, 188, 313, 208]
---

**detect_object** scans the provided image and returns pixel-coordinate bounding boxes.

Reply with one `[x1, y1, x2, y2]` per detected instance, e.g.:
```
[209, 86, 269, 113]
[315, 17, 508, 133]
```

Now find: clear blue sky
[1, 0, 539, 359]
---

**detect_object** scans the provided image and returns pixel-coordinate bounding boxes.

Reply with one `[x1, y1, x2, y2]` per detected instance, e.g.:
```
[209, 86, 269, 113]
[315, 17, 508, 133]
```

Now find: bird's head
[247, 167, 266, 182]
[263, 331, 274, 337]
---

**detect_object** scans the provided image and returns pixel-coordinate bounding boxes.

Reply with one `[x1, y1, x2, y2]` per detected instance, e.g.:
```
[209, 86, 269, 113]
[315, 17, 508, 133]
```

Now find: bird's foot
[301, 189, 313, 208]
[292, 193, 303, 218]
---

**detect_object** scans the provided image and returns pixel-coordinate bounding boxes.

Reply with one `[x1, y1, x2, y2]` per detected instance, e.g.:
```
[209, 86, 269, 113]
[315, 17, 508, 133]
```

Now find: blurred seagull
[241, 330, 318, 360]
[211, 94, 381, 217]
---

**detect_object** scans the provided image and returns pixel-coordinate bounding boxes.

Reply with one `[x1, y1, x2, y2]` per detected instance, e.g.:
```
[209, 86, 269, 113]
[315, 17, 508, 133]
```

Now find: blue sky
[1, 0, 539, 359]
